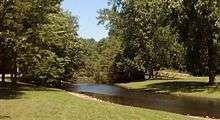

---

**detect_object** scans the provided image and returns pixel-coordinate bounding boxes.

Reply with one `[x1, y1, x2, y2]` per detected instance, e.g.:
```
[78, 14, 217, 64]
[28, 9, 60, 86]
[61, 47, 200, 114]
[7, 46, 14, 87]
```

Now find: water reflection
[70, 83, 220, 118]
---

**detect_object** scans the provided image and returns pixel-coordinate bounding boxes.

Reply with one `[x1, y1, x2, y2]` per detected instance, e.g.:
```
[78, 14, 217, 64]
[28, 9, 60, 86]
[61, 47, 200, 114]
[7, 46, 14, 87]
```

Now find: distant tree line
[75, 37, 122, 83]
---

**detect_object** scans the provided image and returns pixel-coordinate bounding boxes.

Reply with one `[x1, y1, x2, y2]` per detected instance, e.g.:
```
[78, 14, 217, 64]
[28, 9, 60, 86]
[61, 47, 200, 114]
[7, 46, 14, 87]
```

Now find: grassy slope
[118, 75, 220, 99]
[0, 84, 192, 120]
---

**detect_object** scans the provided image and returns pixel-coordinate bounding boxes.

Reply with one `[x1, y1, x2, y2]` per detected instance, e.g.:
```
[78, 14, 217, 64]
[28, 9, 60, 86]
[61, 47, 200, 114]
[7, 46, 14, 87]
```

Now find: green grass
[118, 75, 220, 99]
[0, 83, 193, 120]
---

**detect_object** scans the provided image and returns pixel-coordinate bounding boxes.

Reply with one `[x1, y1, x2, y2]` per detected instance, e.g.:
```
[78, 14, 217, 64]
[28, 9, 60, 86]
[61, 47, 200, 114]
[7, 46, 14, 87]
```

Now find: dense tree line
[0, 0, 219, 86]
[76, 36, 121, 83]
[97, 0, 220, 84]
[0, 0, 83, 87]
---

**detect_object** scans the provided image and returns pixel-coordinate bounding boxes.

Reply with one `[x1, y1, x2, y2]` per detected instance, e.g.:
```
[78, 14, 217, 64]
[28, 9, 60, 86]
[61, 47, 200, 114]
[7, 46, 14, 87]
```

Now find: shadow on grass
[143, 81, 220, 94]
[0, 115, 11, 119]
[0, 82, 58, 100]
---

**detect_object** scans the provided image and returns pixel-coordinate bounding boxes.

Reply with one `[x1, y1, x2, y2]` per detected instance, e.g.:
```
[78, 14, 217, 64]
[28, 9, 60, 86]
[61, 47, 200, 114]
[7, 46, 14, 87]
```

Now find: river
[68, 83, 220, 119]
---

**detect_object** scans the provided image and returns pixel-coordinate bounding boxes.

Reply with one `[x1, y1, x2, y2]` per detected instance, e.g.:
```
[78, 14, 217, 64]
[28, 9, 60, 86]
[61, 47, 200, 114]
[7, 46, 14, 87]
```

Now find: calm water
[69, 83, 220, 118]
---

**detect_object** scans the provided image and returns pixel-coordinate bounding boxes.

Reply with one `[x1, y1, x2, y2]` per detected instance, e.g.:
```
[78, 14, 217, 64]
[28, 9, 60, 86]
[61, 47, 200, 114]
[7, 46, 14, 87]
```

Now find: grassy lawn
[118, 75, 220, 99]
[0, 83, 193, 120]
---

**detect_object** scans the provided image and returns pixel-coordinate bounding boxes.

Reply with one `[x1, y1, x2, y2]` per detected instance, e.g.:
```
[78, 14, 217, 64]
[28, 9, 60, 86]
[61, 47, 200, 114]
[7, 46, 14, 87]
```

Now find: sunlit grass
[118, 75, 220, 99]
[0, 83, 193, 120]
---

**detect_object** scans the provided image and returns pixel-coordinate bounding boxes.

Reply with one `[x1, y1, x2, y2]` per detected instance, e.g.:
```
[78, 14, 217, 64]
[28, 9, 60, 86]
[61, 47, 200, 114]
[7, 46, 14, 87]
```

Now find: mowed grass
[118, 75, 220, 99]
[0, 83, 193, 120]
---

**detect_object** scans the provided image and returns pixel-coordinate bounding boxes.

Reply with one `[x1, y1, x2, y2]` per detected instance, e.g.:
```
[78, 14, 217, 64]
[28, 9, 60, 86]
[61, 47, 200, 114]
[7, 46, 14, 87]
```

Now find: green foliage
[77, 37, 122, 83]
[97, 0, 220, 83]
[76, 38, 100, 81]
[170, 0, 220, 83]
[98, 0, 185, 82]
[0, 0, 83, 86]
[1, 0, 219, 85]
[97, 36, 122, 83]
[18, 11, 83, 86]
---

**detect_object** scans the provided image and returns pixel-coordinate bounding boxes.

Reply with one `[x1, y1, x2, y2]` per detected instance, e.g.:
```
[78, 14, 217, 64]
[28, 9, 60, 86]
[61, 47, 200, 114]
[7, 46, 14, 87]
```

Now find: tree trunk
[148, 69, 154, 79]
[208, 70, 216, 85]
[1, 73, 5, 86]
[207, 38, 216, 85]
[11, 73, 17, 85]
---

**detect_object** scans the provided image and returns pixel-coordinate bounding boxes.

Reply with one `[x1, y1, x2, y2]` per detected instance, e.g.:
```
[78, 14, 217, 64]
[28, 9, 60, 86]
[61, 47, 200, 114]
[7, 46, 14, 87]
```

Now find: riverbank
[117, 75, 220, 100]
[68, 92, 219, 120]
[0, 83, 193, 120]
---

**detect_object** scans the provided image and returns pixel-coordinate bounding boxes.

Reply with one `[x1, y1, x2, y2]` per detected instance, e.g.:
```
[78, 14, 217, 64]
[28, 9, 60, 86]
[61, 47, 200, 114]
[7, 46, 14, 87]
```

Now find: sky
[61, 0, 109, 41]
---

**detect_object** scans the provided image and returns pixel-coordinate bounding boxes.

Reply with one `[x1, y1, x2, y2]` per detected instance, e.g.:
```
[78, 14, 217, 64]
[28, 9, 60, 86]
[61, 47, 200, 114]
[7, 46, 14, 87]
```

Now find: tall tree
[18, 10, 82, 86]
[99, 0, 185, 82]
[170, 0, 220, 84]
[0, 0, 82, 87]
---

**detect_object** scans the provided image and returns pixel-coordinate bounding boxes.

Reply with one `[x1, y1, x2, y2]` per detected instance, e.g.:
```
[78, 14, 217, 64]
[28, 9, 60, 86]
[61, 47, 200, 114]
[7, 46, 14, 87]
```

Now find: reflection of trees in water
[74, 85, 220, 119]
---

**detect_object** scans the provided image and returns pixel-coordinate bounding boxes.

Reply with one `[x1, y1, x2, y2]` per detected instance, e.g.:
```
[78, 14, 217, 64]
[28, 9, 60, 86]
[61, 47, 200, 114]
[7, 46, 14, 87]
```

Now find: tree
[98, 36, 122, 83]
[76, 38, 100, 82]
[0, 0, 82, 87]
[99, 0, 185, 82]
[170, 0, 220, 84]
[75, 36, 122, 83]
[0, 0, 24, 86]
[18, 10, 82, 87]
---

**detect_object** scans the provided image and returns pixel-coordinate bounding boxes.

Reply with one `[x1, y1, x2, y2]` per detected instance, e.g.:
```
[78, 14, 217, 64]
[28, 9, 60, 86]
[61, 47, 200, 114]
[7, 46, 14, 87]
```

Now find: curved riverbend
[69, 83, 220, 119]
